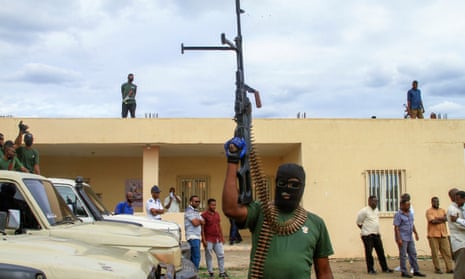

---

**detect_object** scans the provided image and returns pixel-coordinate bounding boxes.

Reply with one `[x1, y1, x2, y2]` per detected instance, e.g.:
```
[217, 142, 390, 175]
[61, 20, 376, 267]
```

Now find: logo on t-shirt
[302, 226, 308, 234]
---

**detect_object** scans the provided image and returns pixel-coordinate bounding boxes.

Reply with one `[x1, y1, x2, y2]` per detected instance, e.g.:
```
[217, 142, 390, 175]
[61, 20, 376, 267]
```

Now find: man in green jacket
[121, 73, 137, 118]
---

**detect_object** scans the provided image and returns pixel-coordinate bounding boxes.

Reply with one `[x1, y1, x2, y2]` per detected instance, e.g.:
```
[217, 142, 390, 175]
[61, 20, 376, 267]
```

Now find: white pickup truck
[0, 227, 163, 279]
[50, 177, 191, 259]
[0, 171, 197, 279]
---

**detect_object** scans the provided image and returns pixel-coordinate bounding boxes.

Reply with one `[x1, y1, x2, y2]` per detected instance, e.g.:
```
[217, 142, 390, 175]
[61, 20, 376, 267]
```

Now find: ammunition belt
[248, 131, 308, 278]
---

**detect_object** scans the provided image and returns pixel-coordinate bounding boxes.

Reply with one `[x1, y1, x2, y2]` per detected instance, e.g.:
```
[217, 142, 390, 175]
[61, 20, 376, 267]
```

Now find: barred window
[365, 169, 406, 213]
[178, 176, 209, 211]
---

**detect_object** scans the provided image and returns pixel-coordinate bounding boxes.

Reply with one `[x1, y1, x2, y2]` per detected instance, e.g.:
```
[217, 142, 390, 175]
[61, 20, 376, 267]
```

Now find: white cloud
[429, 101, 464, 118]
[10, 63, 81, 85]
[1, 0, 465, 119]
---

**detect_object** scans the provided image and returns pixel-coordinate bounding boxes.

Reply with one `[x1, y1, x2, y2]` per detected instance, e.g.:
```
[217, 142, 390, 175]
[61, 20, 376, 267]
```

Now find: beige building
[1, 117, 464, 258]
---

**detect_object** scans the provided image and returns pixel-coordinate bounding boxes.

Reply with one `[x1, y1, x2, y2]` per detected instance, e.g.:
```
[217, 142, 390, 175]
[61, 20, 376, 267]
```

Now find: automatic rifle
[182, 0, 261, 205]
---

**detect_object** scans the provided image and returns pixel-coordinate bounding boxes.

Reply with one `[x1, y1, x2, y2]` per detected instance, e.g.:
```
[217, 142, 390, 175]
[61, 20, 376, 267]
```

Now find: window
[365, 169, 406, 213]
[178, 176, 209, 211]
[54, 185, 89, 217]
[0, 182, 39, 230]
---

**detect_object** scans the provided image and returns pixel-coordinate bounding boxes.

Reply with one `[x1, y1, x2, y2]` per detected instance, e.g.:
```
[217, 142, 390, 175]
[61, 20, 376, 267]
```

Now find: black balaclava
[24, 133, 33, 147]
[274, 163, 306, 213]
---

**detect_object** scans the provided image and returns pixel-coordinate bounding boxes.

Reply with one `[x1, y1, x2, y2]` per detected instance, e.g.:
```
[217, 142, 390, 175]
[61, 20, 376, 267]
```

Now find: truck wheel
[175, 258, 198, 279]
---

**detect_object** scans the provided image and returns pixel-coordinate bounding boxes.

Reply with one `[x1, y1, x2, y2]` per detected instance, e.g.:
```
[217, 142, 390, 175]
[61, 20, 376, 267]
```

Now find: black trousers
[122, 103, 136, 118]
[362, 234, 389, 272]
[229, 218, 242, 243]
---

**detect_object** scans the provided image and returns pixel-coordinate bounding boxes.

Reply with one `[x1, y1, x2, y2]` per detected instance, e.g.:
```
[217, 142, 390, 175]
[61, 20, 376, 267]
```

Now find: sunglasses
[276, 180, 302, 189]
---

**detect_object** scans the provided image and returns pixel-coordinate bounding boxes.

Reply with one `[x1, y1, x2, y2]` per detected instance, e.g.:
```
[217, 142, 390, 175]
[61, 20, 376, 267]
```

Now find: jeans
[205, 241, 225, 273]
[399, 240, 419, 274]
[188, 239, 201, 270]
[361, 234, 389, 272]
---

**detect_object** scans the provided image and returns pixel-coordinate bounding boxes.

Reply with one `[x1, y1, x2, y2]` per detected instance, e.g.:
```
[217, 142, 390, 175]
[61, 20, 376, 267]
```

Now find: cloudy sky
[1, 0, 465, 119]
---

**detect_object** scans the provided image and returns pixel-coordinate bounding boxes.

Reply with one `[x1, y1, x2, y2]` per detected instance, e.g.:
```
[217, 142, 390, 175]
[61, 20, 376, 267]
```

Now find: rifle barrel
[181, 45, 235, 54]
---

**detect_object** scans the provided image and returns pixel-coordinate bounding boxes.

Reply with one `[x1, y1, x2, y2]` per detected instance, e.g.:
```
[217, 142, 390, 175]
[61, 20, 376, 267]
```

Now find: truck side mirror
[75, 176, 84, 190]
[7, 209, 20, 229]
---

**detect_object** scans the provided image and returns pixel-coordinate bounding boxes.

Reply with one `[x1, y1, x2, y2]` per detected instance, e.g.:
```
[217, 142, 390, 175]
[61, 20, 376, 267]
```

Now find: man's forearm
[394, 226, 401, 243]
[34, 164, 40, 175]
[222, 163, 247, 222]
[455, 217, 465, 227]
[222, 163, 239, 216]
[314, 257, 333, 279]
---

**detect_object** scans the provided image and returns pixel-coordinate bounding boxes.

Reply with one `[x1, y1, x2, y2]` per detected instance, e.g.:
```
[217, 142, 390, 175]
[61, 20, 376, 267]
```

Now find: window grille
[365, 169, 406, 213]
[178, 176, 209, 211]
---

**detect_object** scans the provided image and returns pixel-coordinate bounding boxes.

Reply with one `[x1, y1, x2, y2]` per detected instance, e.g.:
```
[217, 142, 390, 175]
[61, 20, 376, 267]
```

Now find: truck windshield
[23, 179, 78, 225]
[81, 185, 112, 215]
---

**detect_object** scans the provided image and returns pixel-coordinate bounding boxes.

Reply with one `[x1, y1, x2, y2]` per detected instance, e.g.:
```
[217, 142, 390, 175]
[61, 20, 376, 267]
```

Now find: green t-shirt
[0, 156, 25, 171]
[16, 147, 39, 173]
[243, 201, 334, 279]
[121, 82, 137, 104]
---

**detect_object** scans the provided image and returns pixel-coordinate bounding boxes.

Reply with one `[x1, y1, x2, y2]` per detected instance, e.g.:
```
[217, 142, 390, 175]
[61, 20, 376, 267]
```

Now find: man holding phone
[164, 187, 181, 213]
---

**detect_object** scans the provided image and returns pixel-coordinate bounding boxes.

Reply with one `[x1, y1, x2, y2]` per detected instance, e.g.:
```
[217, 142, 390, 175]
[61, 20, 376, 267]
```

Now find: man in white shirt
[356, 195, 393, 274]
[447, 188, 465, 279]
[146, 185, 164, 220]
[164, 187, 181, 213]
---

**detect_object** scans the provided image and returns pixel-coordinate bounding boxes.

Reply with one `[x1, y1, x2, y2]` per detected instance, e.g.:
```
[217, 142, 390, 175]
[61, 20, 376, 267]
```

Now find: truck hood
[0, 235, 155, 279]
[105, 215, 180, 238]
[44, 221, 179, 250]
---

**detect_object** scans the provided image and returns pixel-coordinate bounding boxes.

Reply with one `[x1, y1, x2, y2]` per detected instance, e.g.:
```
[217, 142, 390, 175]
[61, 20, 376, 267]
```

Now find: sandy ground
[197, 239, 455, 279]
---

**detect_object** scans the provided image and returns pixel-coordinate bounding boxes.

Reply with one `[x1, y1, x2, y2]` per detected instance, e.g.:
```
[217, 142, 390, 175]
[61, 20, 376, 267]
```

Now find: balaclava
[24, 133, 33, 147]
[274, 163, 306, 213]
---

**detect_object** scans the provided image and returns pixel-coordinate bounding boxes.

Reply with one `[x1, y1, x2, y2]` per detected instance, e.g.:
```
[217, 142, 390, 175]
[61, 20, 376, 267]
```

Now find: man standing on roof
[406, 80, 424, 119]
[121, 73, 137, 118]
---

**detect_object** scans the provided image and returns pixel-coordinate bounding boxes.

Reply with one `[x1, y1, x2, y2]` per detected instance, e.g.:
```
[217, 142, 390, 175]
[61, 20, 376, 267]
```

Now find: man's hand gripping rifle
[182, 0, 261, 205]
[228, 82, 261, 205]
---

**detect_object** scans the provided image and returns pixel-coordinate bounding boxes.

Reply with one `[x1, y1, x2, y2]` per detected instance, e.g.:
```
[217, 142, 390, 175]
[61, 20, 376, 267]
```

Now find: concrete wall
[1, 117, 464, 258]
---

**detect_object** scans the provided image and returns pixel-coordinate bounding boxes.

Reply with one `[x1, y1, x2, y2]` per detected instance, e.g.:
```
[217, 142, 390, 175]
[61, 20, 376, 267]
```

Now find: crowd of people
[356, 189, 465, 279]
[0, 121, 40, 174]
[0, 72, 457, 279]
[143, 185, 229, 278]
[107, 137, 465, 278]
[4, 116, 462, 278]
[112, 182, 232, 278]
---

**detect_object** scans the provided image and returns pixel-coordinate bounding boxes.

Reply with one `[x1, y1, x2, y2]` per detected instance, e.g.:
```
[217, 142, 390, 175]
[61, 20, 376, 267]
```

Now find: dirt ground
[197, 240, 454, 279]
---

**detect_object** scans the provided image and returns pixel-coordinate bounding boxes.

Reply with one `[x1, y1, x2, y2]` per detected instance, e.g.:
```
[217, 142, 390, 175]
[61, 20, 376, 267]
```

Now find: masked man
[222, 137, 334, 279]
